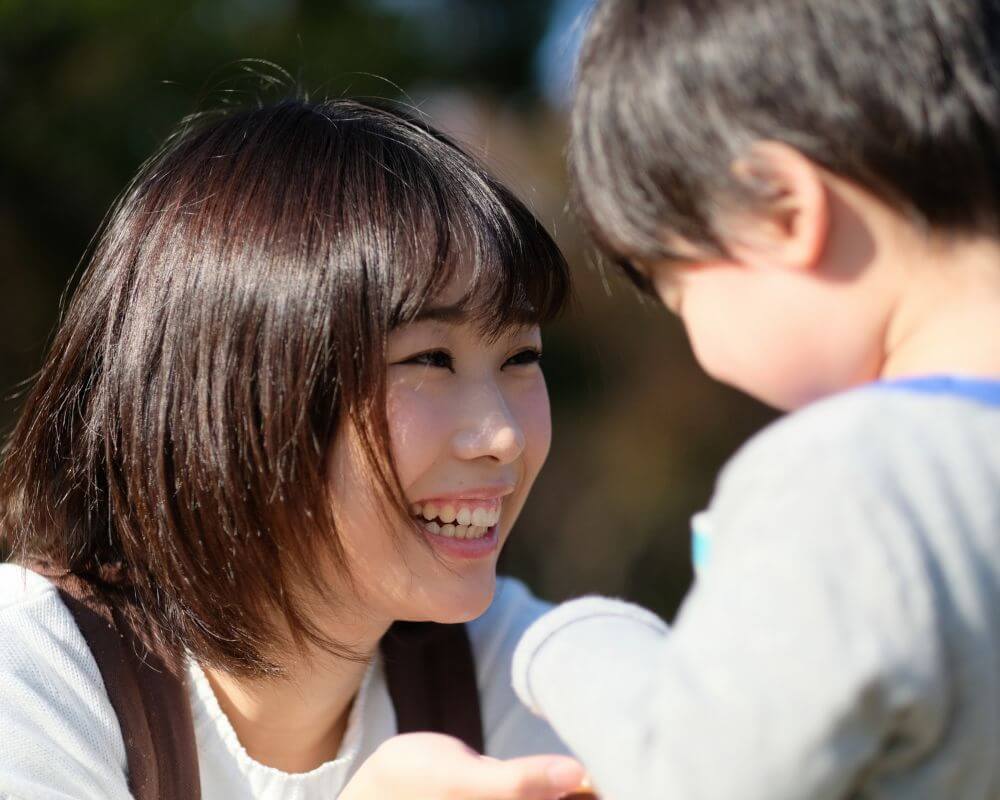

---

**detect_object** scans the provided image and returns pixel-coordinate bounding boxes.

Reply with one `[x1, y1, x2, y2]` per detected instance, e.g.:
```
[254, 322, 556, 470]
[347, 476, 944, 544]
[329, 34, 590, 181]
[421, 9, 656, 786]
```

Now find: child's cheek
[680, 280, 754, 387]
[680, 269, 829, 409]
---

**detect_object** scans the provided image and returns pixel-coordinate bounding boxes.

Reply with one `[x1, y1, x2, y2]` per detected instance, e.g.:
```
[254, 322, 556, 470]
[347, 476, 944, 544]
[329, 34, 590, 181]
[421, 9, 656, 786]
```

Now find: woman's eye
[504, 348, 542, 368]
[403, 350, 454, 371]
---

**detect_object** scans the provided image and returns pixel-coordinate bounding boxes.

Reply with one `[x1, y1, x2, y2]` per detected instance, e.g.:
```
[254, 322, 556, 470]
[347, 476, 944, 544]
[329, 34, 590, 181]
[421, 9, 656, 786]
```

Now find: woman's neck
[203, 623, 387, 774]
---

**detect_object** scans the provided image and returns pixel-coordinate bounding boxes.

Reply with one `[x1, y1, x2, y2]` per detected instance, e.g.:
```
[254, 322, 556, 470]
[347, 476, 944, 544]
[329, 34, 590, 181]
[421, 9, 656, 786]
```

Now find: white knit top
[0, 566, 567, 800]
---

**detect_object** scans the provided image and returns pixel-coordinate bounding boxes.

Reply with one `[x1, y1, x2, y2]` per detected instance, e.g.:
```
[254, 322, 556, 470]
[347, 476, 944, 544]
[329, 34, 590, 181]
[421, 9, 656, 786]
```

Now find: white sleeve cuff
[511, 596, 668, 713]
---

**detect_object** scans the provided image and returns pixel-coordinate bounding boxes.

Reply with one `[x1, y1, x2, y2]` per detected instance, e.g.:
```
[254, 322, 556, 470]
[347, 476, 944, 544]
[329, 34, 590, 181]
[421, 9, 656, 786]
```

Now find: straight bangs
[0, 97, 568, 677]
[356, 117, 569, 339]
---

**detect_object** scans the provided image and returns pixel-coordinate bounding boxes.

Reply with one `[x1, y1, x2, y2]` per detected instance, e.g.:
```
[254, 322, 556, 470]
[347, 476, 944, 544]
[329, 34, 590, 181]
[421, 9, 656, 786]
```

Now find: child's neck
[882, 233, 1000, 381]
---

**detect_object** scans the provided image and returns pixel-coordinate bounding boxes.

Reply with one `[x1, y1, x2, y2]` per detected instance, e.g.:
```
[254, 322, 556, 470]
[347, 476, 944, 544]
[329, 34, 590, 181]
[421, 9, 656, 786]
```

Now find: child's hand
[339, 732, 588, 800]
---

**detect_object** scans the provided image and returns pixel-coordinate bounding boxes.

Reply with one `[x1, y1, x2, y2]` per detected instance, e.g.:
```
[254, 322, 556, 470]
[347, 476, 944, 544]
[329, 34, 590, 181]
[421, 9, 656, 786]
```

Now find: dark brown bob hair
[0, 97, 568, 676]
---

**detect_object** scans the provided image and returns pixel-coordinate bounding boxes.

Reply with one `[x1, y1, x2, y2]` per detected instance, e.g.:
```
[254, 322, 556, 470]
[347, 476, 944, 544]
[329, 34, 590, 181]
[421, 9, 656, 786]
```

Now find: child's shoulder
[724, 379, 1000, 485]
[701, 380, 1000, 606]
[710, 379, 1000, 538]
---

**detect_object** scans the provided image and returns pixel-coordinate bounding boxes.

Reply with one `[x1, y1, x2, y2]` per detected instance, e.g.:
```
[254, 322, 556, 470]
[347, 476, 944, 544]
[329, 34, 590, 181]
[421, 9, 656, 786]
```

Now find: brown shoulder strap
[380, 620, 485, 753]
[30, 563, 482, 798]
[30, 564, 200, 800]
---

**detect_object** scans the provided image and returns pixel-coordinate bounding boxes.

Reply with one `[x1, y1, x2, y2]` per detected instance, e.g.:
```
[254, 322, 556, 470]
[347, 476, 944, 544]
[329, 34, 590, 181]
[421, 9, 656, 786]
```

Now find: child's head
[570, 0, 1000, 408]
[0, 98, 568, 675]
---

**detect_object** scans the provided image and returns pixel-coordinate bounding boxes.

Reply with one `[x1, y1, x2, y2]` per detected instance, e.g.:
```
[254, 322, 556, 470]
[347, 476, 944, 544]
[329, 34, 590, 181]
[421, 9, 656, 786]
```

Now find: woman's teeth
[411, 502, 500, 540]
[422, 520, 489, 539]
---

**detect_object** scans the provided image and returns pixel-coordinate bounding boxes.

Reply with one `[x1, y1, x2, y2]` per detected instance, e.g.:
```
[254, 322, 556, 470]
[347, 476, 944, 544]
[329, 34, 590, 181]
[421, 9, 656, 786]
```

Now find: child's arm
[513, 433, 949, 800]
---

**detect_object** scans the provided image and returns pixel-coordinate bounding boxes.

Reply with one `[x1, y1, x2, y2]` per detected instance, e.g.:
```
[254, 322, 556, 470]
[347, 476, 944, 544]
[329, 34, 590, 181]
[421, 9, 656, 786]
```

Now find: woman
[0, 98, 586, 799]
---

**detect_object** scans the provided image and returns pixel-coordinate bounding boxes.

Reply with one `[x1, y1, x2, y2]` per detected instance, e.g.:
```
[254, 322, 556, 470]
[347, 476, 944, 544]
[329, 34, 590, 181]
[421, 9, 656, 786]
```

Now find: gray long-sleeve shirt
[513, 377, 1000, 800]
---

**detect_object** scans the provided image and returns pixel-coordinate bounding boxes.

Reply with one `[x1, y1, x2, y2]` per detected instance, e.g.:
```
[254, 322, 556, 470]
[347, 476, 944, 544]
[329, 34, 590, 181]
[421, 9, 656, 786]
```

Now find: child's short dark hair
[570, 0, 1000, 270]
[0, 98, 568, 676]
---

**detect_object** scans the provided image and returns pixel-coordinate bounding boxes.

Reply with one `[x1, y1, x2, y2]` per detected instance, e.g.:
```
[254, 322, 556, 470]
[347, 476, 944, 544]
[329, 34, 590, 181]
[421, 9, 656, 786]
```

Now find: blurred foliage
[0, 0, 774, 620]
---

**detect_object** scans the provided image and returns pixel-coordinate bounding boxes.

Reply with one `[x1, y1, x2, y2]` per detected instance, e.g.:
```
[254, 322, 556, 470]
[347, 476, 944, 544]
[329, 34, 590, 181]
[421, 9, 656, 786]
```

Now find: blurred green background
[0, 0, 774, 620]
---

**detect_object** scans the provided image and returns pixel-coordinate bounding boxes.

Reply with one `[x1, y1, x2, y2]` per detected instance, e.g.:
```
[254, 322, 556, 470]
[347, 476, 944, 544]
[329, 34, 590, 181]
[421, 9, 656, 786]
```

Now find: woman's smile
[409, 489, 511, 557]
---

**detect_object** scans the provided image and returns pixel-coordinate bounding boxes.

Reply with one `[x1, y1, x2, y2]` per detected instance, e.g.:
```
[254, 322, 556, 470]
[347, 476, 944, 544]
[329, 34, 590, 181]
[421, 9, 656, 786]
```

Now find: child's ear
[722, 141, 829, 273]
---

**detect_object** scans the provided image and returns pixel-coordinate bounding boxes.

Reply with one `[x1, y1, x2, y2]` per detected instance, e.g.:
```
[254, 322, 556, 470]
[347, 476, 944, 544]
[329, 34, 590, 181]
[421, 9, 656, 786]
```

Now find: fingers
[455, 753, 587, 800]
[360, 733, 589, 800]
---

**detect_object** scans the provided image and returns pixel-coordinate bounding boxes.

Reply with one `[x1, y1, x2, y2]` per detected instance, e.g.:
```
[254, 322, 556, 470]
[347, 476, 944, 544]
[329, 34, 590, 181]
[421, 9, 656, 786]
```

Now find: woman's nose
[452, 388, 526, 464]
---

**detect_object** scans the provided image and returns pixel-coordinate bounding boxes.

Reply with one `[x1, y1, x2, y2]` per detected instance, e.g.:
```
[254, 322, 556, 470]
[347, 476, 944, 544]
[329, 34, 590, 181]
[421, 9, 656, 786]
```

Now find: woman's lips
[408, 486, 511, 558]
[411, 484, 514, 504]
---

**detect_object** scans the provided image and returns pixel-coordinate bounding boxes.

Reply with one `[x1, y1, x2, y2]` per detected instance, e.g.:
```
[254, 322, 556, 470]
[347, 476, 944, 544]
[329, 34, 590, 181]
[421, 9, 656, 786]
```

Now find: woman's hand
[339, 732, 588, 800]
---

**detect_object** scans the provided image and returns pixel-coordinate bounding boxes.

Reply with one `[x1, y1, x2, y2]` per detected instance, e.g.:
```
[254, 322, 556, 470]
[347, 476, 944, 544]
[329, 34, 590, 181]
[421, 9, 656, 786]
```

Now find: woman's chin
[426, 573, 498, 623]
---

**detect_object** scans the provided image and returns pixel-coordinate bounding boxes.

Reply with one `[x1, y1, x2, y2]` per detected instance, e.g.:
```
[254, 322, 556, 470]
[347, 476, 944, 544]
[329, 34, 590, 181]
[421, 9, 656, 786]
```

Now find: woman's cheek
[514, 376, 552, 479]
[386, 382, 449, 487]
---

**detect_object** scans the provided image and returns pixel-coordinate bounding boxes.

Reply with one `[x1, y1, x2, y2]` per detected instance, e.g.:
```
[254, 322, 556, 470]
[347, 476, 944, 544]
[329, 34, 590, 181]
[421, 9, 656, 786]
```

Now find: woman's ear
[722, 140, 830, 273]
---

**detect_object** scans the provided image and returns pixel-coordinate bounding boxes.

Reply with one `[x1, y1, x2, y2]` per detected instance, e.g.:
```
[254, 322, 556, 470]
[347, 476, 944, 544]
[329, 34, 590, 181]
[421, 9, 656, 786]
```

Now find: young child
[512, 1, 1000, 798]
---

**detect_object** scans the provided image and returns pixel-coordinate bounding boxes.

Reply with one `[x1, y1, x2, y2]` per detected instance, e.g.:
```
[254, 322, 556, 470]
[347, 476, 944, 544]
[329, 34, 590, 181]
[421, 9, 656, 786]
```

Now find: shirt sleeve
[512, 434, 949, 800]
[467, 577, 574, 759]
[0, 572, 132, 800]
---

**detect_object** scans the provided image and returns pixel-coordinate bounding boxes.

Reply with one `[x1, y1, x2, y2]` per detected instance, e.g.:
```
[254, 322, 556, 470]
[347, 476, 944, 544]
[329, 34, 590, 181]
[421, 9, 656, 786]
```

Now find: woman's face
[326, 292, 552, 627]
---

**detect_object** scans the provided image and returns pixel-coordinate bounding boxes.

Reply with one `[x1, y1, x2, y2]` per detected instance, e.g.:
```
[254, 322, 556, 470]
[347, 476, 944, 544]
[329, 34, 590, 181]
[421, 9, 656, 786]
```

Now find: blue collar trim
[874, 375, 1000, 406]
